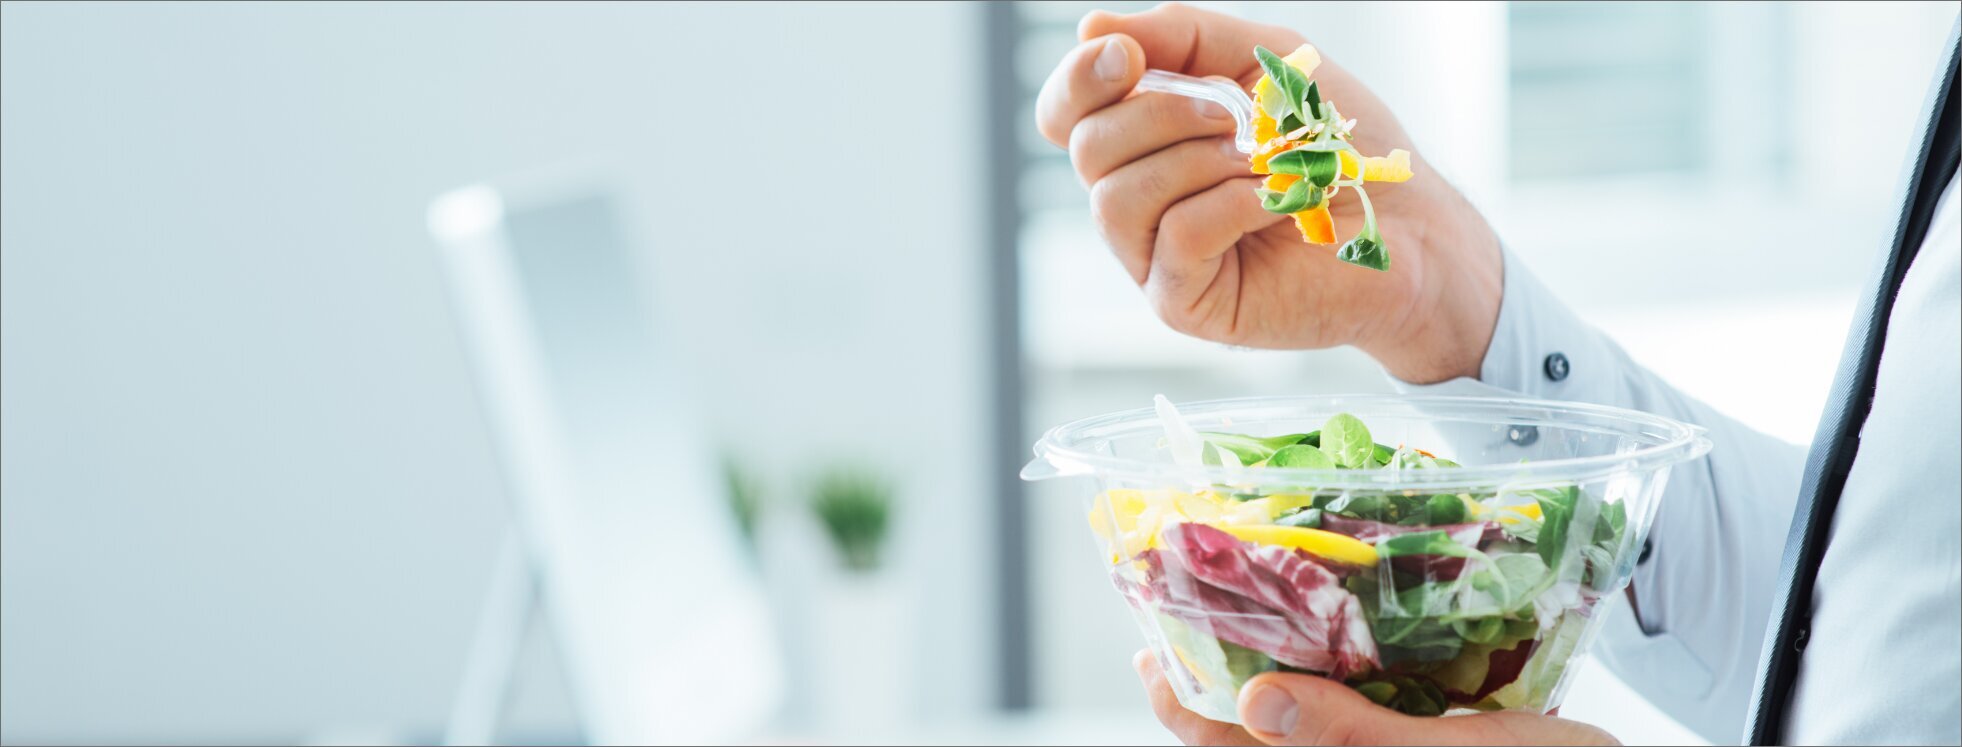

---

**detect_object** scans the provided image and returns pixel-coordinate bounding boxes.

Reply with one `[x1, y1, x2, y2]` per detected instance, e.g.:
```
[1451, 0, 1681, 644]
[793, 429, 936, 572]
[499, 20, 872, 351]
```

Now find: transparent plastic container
[1022, 395, 1711, 723]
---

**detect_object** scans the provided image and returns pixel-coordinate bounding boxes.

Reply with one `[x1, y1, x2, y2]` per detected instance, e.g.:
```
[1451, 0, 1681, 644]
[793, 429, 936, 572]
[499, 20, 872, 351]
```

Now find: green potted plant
[809, 467, 891, 573]
[805, 465, 906, 732]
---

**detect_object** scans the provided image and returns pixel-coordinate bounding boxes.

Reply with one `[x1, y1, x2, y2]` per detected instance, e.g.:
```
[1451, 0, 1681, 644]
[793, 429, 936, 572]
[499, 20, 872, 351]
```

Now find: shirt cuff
[1388, 246, 1623, 410]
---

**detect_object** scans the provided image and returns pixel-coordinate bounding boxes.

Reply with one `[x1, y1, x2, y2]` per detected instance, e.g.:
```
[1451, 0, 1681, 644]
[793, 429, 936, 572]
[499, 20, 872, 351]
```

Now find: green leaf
[1319, 413, 1374, 468]
[1377, 530, 1486, 561]
[1489, 552, 1550, 611]
[1254, 45, 1314, 126]
[1425, 494, 1467, 525]
[1305, 80, 1323, 120]
[1277, 507, 1323, 528]
[1200, 441, 1233, 467]
[1338, 235, 1389, 271]
[1197, 432, 1312, 465]
[1326, 493, 1390, 520]
[1581, 544, 1616, 589]
[1265, 149, 1340, 188]
[1371, 443, 1398, 467]
[1267, 443, 1336, 469]
[1257, 178, 1324, 214]
[1534, 486, 1579, 569]
[1336, 186, 1390, 271]
[1354, 681, 1397, 706]
[1220, 640, 1278, 686]
[1452, 616, 1504, 645]
[1500, 513, 1542, 544]
[1256, 433, 1314, 450]
[1278, 111, 1305, 135]
[1594, 499, 1627, 544]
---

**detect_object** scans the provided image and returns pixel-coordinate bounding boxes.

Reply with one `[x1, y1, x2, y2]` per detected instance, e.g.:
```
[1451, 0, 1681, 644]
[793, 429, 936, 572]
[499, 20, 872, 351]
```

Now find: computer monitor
[428, 174, 780, 745]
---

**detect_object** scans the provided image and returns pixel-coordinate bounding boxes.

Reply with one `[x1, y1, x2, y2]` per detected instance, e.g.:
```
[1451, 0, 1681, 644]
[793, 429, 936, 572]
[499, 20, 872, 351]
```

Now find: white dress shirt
[1397, 178, 1960, 745]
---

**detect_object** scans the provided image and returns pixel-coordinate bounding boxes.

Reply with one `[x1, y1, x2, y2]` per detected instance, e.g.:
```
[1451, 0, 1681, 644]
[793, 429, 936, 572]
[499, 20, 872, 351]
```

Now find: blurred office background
[4, 1, 1956, 745]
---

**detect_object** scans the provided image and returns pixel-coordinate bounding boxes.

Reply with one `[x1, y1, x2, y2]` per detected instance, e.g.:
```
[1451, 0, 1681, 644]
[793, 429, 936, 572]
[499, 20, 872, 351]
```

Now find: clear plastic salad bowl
[1022, 395, 1711, 722]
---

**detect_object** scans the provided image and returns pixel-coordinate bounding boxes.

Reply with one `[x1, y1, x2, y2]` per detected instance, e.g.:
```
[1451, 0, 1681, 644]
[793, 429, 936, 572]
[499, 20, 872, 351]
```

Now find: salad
[1248, 45, 1413, 271]
[1091, 408, 1628, 717]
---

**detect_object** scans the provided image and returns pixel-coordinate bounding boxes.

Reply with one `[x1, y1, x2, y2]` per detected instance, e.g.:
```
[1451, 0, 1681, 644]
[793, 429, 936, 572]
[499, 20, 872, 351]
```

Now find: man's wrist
[1364, 183, 1503, 384]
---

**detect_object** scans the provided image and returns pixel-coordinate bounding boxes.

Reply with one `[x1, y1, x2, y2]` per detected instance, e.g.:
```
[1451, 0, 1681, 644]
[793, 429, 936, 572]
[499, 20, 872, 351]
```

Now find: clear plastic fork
[1136, 69, 1259, 154]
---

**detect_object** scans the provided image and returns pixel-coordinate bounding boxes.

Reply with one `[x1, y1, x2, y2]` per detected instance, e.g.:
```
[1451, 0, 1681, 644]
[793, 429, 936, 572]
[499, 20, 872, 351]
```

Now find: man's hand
[1136, 652, 1620, 746]
[1034, 2, 1504, 383]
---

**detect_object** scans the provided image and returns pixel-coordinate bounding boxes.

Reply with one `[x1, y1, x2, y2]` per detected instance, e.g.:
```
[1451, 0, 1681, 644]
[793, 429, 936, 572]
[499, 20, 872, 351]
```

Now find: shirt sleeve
[1388, 249, 1806, 744]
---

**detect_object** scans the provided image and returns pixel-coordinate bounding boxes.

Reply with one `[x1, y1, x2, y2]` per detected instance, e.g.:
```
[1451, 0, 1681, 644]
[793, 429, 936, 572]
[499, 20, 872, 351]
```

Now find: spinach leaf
[1268, 443, 1336, 469]
[1371, 443, 1398, 467]
[1265, 149, 1340, 188]
[1487, 552, 1550, 612]
[1388, 492, 1430, 522]
[1336, 186, 1390, 271]
[1452, 616, 1504, 645]
[1500, 512, 1542, 543]
[1581, 544, 1616, 590]
[1219, 639, 1278, 686]
[1197, 432, 1310, 465]
[1319, 413, 1375, 468]
[1594, 499, 1627, 544]
[1277, 507, 1323, 528]
[1257, 177, 1324, 214]
[1378, 530, 1486, 561]
[1425, 494, 1467, 525]
[1378, 619, 1464, 664]
[1278, 111, 1305, 135]
[1354, 681, 1397, 706]
[1326, 493, 1391, 520]
[1337, 233, 1389, 271]
[1350, 676, 1448, 716]
[1254, 45, 1314, 126]
[1534, 486, 1579, 569]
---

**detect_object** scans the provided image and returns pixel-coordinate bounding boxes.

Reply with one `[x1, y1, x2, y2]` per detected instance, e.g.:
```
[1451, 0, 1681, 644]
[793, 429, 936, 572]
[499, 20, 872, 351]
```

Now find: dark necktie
[1746, 23, 1961, 746]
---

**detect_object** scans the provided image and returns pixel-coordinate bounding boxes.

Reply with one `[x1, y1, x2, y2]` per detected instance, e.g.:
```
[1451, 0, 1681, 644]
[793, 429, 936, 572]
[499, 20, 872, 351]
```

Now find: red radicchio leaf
[1390, 554, 1469, 581]
[1320, 515, 1501, 545]
[1144, 523, 1380, 678]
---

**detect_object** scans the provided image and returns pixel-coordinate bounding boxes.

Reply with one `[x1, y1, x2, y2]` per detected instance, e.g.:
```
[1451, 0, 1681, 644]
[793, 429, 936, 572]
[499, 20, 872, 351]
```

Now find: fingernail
[1195, 97, 1231, 119]
[1094, 38, 1127, 82]
[1243, 684, 1300, 738]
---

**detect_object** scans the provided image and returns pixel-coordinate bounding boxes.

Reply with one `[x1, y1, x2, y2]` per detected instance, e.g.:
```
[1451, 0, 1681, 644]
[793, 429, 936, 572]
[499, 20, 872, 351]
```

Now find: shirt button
[1543, 352, 1571, 382]
[1507, 425, 1539, 446]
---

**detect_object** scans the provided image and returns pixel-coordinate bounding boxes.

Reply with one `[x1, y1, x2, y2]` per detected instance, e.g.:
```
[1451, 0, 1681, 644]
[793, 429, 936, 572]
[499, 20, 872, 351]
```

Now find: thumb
[1235, 672, 1620, 746]
[1078, 2, 1305, 81]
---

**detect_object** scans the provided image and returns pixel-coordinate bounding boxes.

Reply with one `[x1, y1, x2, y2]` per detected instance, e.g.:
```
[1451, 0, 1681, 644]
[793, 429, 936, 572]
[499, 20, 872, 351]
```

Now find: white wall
[0, 2, 989, 742]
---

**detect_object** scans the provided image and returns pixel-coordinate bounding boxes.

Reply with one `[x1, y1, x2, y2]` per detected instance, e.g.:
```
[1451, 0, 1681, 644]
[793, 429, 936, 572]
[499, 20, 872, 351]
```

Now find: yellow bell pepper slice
[1338, 148, 1413, 183]
[1294, 204, 1335, 245]
[1219, 525, 1380, 566]
[1090, 489, 1237, 564]
[1253, 107, 1279, 145]
[1510, 502, 1544, 520]
[1361, 149, 1413, 182]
